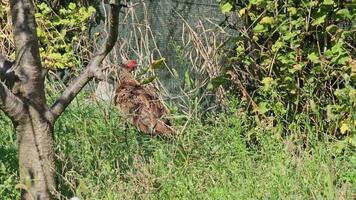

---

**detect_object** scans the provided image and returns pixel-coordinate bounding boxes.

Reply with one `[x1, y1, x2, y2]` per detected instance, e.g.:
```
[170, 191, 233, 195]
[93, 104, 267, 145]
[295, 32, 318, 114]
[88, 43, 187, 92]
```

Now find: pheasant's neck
[118, 68, 130, 77]
[118, 69, 139, 85]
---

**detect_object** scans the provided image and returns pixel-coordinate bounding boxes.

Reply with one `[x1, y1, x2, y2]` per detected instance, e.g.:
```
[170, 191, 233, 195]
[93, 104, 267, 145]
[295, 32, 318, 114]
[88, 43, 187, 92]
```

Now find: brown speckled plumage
[114, 66, 175, 136]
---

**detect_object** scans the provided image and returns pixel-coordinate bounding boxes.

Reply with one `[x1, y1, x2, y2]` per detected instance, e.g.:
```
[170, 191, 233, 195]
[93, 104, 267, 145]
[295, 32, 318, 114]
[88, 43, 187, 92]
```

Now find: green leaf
[340, 123, 350, 134]
[68, 3, 76, 10]
[312, 15, 326, 26]
[184, 70, 192, 88]
[322, 0, 334, 5]
[337, 56, 349, 65]
[336, 9, 351, 19]
[287, 7, 297, 15]
[309, 99, 318, 113]
[221, 3, 233, 14]
[272, 40, 284, 52]
[257, 102, 269, 114]
[253, 24, 265, 33]
[239, 7, 248, 15]
[262, 77, 274, 86]
[150, 58, 166, 69]
[307, 1, 318, 7]
[88, 6, 96, 15]
[47, 53, 62, 60]
[261, 77, 276, 91]
[207, 83, 214, 90]
[141, 76, 156, 85]
[260, 16, 274, 24]
[282, 32, 298, 41]
[250, 0, 266, 6]
[308, 53, 320, 63]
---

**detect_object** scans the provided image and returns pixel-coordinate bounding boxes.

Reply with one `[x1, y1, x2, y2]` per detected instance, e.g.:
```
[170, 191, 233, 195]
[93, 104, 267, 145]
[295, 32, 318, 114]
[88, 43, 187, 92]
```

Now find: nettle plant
[218, 0, 355, 138]
[35, 3, 95, 69]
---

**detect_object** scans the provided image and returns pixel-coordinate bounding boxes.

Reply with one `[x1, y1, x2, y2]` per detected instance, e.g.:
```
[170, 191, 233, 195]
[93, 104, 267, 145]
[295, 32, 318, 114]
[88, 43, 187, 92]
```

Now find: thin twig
[49, 3, 122, 123]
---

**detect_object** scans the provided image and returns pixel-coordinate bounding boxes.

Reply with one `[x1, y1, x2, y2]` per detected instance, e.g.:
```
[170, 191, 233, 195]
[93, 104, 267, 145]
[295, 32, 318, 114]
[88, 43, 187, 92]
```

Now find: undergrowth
[0, 1, 355, 199]
[1, 93, 355, 199]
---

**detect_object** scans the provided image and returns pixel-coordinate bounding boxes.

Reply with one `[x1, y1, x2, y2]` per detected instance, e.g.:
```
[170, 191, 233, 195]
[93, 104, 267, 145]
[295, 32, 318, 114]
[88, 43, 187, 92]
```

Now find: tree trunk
[0, 1, 121, 198]
[16, 109, 57, 199]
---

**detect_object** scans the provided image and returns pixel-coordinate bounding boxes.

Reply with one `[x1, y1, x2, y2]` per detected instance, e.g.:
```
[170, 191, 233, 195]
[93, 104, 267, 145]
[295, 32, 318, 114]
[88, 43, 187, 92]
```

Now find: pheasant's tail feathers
[153, 120, 176, 137]
[132, 115, 176, 137]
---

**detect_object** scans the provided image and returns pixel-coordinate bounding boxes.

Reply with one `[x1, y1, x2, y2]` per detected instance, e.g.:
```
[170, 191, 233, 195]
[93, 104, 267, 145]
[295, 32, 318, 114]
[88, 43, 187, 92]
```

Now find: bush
[0, 2, 95, 70]
[216, 0, 355, 141]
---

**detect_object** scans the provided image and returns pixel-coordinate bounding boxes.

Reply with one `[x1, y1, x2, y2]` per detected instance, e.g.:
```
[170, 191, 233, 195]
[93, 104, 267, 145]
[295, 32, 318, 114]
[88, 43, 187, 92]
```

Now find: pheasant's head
[122, 60, 138, 72]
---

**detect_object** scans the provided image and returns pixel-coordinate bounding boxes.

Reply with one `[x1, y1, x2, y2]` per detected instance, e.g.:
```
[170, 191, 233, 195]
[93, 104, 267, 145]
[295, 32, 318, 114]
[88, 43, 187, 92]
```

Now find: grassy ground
[0, 94, 355, 199]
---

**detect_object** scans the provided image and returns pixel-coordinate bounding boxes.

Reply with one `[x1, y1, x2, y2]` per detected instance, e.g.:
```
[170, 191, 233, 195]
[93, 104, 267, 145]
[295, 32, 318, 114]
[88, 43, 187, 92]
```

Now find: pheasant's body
[114, 69, 175, 136]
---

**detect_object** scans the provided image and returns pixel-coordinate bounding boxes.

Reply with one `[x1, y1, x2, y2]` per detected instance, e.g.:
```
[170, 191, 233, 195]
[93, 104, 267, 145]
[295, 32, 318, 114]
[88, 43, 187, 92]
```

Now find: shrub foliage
[217, 0, 355, 141]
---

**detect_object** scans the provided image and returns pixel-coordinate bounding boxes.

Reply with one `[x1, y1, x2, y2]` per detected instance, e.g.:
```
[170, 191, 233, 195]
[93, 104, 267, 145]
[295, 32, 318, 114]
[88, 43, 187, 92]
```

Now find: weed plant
[1, 91, 355, 199]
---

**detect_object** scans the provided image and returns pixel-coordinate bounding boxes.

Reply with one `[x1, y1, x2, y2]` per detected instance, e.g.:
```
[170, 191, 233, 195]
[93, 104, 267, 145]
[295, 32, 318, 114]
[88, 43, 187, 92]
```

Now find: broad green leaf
[141, 76, 156, 85]
[337, 56, 349, 65]
[239, 8, 247, 15]
[236, 44, 245, 53]
[68, 3, 76, 10]
[260, 16, 274, 24]
[250, 0, 266, 6]
[312, 15, 326, 26]
[340, 123, 350, 134]
[336, 9, 351, 19]
[258, 102, 269, 114]
[287, 7, 297, 15]
[272, 40, 284, 52]
[47, 53, 62, 60]
[309, 99, 318, 113]
[221, 3, 233, 14]
[308, 1, 318, 7]
[289, 64, 302, 73]
[253, 24, 265, 33]
[308, 52, 320, 63]
[282, 32, 297, 41]
[261, 77, 275, 90]
[322, 0, 334, 5]
[150, 58, 166, 69]
[207, 83, 214, 90]
[331, 42, 344, 54]
[88, 6, 96, 15]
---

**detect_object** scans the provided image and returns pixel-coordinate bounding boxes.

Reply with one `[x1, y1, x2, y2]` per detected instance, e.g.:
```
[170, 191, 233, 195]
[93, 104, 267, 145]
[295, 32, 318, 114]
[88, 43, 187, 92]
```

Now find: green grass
[0, 95, 355, 199]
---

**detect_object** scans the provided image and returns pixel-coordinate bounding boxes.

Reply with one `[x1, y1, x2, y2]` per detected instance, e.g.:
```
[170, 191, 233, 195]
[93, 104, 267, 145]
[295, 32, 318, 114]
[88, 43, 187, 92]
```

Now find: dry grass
[0, 0, 13, 57]
[101, 1, 232, 118]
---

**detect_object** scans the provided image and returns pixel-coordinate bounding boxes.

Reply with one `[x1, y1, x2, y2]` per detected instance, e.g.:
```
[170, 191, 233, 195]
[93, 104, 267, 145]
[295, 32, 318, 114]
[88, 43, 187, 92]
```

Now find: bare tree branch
[0, 82, 25, 121]
[0, 55, 17, 88]
[49, 3, 121, 123]
[0, 55, 13, 75]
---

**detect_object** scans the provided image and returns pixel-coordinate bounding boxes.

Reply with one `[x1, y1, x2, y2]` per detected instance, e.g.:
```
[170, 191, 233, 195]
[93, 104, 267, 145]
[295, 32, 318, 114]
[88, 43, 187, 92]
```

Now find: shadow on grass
[0, 146, 18, 171]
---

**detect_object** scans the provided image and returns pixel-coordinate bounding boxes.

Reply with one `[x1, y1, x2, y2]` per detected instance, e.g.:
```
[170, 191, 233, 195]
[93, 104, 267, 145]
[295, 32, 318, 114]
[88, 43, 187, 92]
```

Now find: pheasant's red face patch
[124, 60, 138, 72]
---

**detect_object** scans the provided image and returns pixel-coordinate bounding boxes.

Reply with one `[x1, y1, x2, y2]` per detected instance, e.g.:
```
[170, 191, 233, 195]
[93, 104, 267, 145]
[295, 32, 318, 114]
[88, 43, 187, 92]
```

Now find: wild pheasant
[113, 60, 175, 136]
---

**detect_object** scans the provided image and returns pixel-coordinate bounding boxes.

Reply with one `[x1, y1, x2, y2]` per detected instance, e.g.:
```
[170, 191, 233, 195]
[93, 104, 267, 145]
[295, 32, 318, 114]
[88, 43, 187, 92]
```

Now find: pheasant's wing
[132, 86, 175, 136]
[114, 72, 175, 136]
